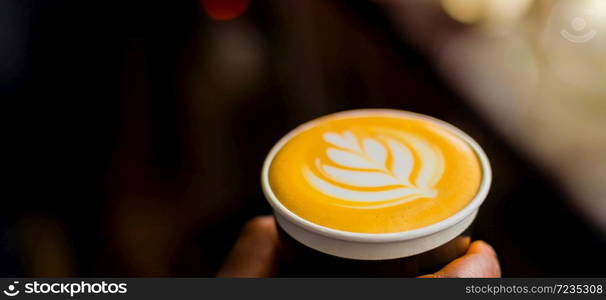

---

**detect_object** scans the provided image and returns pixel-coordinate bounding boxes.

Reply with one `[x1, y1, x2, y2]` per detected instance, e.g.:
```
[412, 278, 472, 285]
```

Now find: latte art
[265, 110, 483, 233]
[304, 130, 444, 208]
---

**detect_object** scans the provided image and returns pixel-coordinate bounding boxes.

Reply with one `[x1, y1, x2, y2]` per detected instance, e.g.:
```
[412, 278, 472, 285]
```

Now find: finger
[454, 236, 472, 257]
[216, 216, 279, 277]
[420, 240, 501, 278]
[466, 240, 497, 258]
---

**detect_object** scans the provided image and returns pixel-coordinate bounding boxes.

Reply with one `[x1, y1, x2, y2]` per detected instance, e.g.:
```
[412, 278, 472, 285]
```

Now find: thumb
[420, 240, 501, 278]
[217, 216, 280, 277]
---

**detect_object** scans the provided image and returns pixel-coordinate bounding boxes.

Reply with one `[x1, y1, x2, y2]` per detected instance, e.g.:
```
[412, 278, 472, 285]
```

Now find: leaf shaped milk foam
[304, 130, 444, 208]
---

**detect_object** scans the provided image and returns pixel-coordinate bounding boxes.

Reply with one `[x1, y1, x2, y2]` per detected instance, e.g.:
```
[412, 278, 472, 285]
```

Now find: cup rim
[261, 109, 491, 243]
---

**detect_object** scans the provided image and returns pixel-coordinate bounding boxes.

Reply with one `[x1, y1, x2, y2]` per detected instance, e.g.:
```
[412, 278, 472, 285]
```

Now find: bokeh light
[441, 0, 532, 25]
[201, 0, 250, 21]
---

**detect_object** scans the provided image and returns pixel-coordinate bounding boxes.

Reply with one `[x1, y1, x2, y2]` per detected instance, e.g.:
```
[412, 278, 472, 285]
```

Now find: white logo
[560, 9, 598, 43]
[3, 281, 19, 297]
[554, 0, 606, 44]
[304, 130, 444, 209]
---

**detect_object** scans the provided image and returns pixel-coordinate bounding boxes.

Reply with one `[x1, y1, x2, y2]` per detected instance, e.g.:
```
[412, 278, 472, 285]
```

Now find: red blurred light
[201, 0, 250, 21]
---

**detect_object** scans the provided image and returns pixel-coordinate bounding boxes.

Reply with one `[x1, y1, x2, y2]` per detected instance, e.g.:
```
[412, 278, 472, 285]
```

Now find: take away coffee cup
[261, 109, 491, 276]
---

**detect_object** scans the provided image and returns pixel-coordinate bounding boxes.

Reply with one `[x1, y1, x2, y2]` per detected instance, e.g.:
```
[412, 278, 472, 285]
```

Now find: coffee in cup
[262, 109, 491, 276]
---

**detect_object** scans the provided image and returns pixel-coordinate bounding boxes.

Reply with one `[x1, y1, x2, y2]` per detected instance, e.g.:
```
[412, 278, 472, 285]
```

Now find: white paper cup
[262, 109, 491, 263]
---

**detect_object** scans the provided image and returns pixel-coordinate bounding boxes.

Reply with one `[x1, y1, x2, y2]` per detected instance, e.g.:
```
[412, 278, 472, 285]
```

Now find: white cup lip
[261, 109, 491, 243]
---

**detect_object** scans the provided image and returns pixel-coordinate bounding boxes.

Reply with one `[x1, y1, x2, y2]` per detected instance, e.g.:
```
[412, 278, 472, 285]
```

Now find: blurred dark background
[2, 0, 605, 276]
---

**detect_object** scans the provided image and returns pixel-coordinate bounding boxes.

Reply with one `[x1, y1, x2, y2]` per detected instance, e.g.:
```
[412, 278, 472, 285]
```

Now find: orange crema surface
[268, 111, 482, 233]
